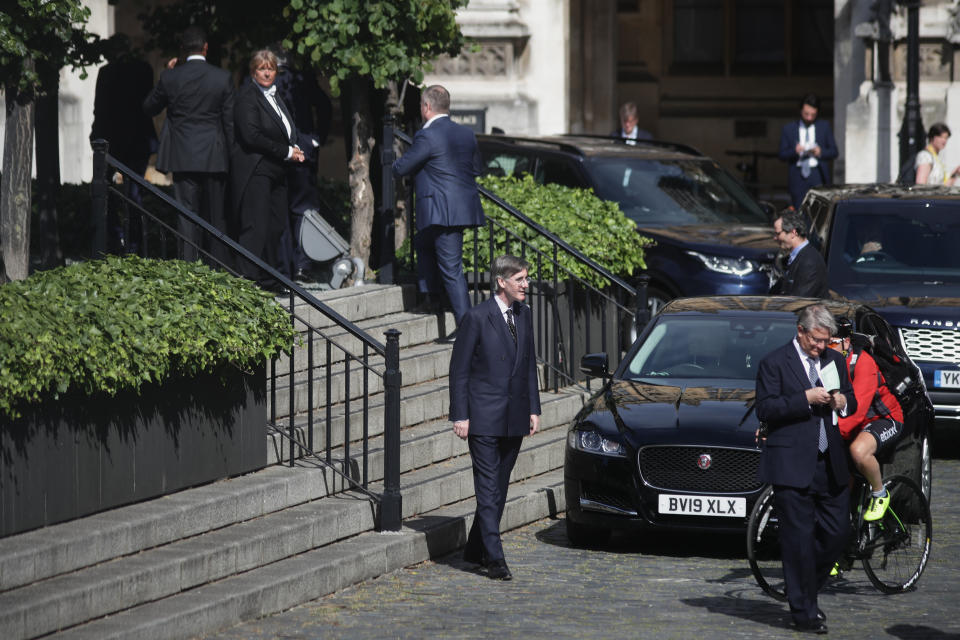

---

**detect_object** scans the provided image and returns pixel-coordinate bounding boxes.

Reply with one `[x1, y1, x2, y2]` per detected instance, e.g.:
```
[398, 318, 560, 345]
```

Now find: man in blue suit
[393, 85, 485, 327]
[450, 255, 541, 580]
[755, 304, 856, 634]
[778, 94, 838, 209]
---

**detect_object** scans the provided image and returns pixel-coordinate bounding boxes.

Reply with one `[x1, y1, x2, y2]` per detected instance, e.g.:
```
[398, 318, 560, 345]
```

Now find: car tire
[565, 517, 611, 548]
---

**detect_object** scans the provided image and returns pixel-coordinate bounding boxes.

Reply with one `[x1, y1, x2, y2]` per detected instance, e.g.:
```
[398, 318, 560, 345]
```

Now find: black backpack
[847, 332, 915, 411]
[896, 152, 919, 186]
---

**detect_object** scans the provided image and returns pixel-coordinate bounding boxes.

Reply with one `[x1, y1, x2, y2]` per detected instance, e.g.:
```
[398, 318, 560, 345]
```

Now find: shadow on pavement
[934, 423, 960, 459]
[680, 594, 792, 632]
[887, 624, 960, 639]
[535, 516, 745, 559]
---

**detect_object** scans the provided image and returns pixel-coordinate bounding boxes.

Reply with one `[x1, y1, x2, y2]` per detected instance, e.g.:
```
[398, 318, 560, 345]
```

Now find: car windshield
[623, 315, 797, 380]
[827, 201, 960, 287]
[585, 157, 768, 226]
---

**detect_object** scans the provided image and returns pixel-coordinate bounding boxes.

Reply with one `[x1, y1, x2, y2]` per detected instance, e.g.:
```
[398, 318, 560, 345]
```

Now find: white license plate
[658, 494, 746, 517]
[934, 370, 960, 388]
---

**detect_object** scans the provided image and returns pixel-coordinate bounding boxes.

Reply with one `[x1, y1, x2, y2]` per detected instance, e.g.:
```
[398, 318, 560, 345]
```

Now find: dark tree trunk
[347, 77, 375, 276]
[1, 73, 35, 281]
[35, 68, 64, 269]
[386, 80, 410, 254]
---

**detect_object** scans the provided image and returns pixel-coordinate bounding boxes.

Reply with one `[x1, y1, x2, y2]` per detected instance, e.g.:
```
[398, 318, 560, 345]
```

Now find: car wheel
[565, 517, 611, 548]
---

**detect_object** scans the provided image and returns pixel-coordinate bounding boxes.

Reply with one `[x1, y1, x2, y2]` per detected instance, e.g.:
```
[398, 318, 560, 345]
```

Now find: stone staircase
[0, 284, 587, 640]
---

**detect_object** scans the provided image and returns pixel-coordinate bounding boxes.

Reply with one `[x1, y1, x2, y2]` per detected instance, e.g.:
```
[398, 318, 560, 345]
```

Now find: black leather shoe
[816, 609, 826, 623]
[791, 619, 828, 634]
[486, 559, 512, 581]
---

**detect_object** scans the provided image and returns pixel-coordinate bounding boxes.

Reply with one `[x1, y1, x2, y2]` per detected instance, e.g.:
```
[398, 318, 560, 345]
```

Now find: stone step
[276, 284, 409, 329]
[275, 309, 456, 375]
[51, 469, 566, 640]
[285, 387, 585, 490]
[268, 339, 454, 419]
[0, 430, 570, 640]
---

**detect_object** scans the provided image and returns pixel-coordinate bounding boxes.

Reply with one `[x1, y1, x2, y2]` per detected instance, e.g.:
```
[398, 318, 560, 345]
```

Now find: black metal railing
[384, 121, 648, 391]
[91, 140, 403, 531]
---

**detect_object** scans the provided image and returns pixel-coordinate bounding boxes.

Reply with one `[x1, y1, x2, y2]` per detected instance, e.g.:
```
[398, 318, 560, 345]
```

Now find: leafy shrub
[0, 255, 295, 417]
[402, 175, 649, 288]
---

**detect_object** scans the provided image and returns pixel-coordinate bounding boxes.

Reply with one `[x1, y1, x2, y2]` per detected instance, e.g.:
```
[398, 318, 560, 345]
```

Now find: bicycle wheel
[746, 485, 787, 601]
[861, 475, 932, 593]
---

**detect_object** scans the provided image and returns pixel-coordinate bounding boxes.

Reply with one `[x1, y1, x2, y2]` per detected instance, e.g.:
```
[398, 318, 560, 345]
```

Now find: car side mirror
[580, 352, 609, 378]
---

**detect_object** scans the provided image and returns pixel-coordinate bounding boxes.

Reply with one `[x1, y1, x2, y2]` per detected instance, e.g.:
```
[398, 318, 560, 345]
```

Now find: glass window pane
[793, 0, 833, 72]
[674, 0, 724, 65]
[734, 0, 785, 66]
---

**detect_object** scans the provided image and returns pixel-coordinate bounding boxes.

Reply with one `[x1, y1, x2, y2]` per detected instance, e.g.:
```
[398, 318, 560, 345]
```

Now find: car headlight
[567, 429, 627, 457]
[685, 250, 756, 276]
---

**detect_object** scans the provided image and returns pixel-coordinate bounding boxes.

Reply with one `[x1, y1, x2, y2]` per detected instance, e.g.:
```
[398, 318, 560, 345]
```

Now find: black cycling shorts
[862, 418, 904, 456]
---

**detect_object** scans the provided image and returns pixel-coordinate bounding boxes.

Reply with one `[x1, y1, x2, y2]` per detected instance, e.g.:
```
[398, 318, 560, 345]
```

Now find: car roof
[806, 183, 960, 202]
[476, 133, 704, 161]
[659, 295, 861, 319]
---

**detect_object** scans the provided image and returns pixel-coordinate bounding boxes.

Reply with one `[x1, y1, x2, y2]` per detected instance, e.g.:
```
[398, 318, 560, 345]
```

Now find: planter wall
[0, 365, 266, 537]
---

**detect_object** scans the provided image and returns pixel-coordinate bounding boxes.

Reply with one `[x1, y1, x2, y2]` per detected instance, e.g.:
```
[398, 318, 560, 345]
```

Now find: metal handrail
[91, 140, 403, 531]
[387, 124, 648, 390]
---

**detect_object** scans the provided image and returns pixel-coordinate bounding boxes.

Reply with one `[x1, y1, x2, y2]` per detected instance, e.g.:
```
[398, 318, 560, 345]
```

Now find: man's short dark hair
[797, 304, 837, 335]
[779, 209, 809, 238]
[492, 255, 530, 292]
[179, 26, 207, 56]
[422, 85, 451, 114]
[800, 93, 820, 110]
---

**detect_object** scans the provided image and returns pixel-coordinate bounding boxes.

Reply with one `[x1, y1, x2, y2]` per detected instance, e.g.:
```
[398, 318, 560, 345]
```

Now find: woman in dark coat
[231, 49, 304, 286]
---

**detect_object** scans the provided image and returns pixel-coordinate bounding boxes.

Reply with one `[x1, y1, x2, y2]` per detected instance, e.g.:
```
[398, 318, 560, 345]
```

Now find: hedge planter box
[0, 365, 266, 538]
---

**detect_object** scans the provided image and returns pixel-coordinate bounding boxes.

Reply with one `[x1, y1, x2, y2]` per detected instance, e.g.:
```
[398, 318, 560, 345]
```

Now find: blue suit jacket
[392, 116, 485, 231]
[449, 297, 541, 437]
[778, 119, 838, 186]
[755, 340, 856, 488]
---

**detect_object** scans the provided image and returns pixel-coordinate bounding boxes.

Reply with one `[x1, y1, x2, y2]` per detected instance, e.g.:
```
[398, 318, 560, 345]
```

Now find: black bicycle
[746, 473, 932, 597]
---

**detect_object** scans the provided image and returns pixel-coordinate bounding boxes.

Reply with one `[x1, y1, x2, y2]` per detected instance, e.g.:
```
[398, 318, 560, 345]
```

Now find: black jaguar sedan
[563, 296, 932, 546]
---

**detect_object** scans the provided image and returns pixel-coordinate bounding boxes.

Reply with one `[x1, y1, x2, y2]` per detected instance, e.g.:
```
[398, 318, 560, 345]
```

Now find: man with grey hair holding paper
[755, 304, 856, 634]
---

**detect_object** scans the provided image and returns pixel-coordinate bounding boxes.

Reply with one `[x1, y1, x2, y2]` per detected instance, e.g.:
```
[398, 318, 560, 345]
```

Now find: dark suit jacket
[143, 58, 234, 174]
[449, 297, 541, 437]
[230, 81, 299, 206]
[771, 243, 829, 298]
[392, 116, 485, 231]
[610, 127, 652, 142]
[756, 340, 856, 488]
[778, 119, 838, 186]
[91, 59, 158, 167]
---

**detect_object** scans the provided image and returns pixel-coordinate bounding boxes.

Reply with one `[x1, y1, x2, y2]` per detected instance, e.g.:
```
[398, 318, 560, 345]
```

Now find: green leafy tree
[0, 0, 99, 280]
[285, 0, 468, 273]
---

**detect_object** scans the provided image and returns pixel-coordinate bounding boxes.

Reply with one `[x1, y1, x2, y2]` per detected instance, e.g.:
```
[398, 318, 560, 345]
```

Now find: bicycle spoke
[861, 475, 932, 593]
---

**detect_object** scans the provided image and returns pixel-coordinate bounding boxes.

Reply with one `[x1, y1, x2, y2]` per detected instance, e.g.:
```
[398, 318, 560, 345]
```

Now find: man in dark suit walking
[770, 209, 829, 298]
[779, 94, 838, 209]
[610, 101, 652, 145]
[450, 254, 541, 581]
[392, 85, 485, 327]
[143, 26, 234, 265]
[755, 304, 856, 633]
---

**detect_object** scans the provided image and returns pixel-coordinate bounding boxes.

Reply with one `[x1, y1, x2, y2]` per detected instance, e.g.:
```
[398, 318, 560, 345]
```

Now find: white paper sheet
[819, 360, 840, 392]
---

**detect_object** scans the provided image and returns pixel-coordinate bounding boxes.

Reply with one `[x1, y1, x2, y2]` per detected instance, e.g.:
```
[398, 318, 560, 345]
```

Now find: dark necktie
[506, 309, 517, 345]
[807, 358, 828, 452]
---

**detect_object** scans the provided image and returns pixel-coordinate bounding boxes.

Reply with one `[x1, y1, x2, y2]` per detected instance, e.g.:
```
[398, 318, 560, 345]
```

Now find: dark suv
[477, 135, 780, 312]
[803, 184, 960, 425]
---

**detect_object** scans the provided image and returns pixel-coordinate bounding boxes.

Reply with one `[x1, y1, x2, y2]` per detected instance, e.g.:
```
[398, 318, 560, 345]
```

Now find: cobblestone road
[205, 442, 960, 640]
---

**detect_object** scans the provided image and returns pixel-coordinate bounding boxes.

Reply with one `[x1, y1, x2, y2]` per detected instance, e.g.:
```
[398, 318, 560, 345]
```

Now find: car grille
[638, 445, 762, 494]
[581, 487, 635, 513]
[900, 327, 960, 363]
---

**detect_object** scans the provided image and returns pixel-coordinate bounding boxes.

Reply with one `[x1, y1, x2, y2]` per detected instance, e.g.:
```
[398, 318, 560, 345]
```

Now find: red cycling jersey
[838, 348, 904, 441]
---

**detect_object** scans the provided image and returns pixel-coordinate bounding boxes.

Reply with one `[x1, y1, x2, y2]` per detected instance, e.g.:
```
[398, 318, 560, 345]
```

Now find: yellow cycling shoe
[829, 562, 840, 577]
[864, 492, 890, 522]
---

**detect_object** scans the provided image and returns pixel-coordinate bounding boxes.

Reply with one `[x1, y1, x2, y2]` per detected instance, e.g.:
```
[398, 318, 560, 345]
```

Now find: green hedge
[0, 256, 295, 418]
[466, 175, 650, 288]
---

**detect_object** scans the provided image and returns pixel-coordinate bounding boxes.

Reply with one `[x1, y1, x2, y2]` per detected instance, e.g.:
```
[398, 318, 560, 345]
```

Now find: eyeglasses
[506, 276, 532, 285]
